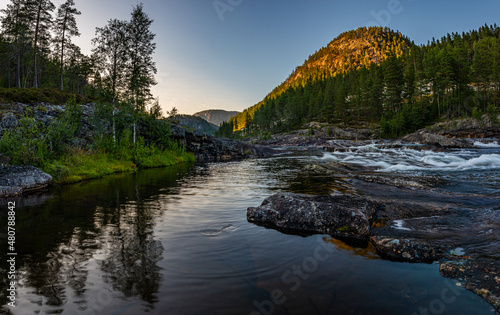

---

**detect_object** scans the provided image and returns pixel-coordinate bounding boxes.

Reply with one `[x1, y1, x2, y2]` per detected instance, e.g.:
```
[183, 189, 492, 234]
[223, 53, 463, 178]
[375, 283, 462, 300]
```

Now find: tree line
[219, 25, 500, 138]
[0, 0, 157, 109]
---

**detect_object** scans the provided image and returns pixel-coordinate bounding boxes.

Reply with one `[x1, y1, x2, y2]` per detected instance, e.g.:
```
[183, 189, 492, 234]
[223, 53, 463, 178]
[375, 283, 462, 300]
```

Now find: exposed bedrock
[0, 165, 52, 197]
[247, 192, 380, 240]
[401, 130, 473, 148]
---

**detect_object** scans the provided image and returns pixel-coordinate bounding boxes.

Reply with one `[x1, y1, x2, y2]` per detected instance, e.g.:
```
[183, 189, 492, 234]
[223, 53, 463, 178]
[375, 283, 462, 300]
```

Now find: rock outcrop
[247, 192, 380, 240]
[170, 124, 273, 161]
[401, 130, 472, 148]
[0, 165, 52, 197]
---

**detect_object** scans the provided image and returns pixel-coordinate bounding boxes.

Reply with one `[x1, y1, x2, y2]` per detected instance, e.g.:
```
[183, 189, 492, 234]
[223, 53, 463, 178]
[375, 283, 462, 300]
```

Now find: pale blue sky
[1, 0, 500, 114]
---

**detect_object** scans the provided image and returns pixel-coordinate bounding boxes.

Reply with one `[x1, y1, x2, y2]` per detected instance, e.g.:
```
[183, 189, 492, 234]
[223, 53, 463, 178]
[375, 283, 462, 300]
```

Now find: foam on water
[320, 144, 500, 172]
[474, 140, 500, 148]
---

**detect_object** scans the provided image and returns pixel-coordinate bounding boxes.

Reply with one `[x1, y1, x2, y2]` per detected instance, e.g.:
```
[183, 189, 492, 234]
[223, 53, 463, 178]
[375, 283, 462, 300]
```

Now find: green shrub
[0, 117, 48, 166]
[486, 104, 498, 124]
[472, 107, 483, 120]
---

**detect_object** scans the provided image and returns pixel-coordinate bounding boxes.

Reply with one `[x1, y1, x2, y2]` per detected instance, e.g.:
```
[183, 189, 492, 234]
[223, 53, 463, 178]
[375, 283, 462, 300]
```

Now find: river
[1, 142, 499, 314]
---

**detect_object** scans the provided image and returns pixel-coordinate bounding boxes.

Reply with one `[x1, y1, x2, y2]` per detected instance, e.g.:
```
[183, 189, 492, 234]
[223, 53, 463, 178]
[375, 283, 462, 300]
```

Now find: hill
[223, 24, 500, 139]
[171, 115, 219, 136]
[193, 109, 240, 126]
[230, 26, 411, 129]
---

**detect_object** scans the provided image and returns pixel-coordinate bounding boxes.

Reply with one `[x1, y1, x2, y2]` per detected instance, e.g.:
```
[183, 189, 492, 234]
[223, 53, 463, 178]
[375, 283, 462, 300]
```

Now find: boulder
[0, 165, 52, 197]
[247, 192, 380, 240]
[401, 131, 472, 148]
[1, 114, 17, 129]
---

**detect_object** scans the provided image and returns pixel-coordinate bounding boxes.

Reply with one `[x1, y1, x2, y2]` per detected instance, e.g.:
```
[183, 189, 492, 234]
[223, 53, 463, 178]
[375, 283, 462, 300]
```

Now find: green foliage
[0, 87, 91, 104]
[0, 117, 47, 165]
[0, 98, 194, 185]
[472, 107, 483, 120]
[486, 104, 498, 124]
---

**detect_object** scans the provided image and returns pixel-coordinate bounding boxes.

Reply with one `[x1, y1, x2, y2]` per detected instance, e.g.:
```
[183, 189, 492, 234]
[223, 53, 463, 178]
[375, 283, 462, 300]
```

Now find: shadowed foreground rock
[248, 191, 500, 311]
[0, 165, 52, 197]
[247, 192, 380, 240]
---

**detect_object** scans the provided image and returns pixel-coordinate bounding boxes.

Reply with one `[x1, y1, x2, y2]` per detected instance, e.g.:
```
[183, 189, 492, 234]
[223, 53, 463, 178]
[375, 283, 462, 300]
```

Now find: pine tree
[473, 37, 495, 111]
[54, 0, 81, 90]
[1, 0, 32, 88]
[31, 0, 55, 88]
[383, 53, 404, 113]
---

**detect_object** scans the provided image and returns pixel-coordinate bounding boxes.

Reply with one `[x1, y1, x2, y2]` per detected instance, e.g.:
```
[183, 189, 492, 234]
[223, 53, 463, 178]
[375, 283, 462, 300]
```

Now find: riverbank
[43, 147, 195, 185]
[0, 100, 198, 194]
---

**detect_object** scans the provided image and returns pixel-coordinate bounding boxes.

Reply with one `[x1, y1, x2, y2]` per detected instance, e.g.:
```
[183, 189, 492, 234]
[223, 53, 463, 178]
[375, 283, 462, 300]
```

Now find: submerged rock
[0, 165, 52, 197]
[440, 258, 500, 311]
[370, 236, 448, 263]
[247, 192, 380, 240]
[401, 131, 472, 148]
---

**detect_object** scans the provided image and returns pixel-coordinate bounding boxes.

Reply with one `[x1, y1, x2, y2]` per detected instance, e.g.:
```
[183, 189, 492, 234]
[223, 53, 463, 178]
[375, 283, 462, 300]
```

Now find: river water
[1, 142, 499, 314]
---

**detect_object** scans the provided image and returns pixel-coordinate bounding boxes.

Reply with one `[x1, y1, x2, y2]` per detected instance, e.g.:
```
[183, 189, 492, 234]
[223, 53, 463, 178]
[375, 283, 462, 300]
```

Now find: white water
[474, 140, 500, 148]
[320, 143, 500, 172]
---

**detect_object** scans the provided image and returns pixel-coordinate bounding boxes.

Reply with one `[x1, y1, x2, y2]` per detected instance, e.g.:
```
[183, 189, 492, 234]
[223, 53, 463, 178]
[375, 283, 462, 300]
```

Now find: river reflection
[0, 157, 497, 314]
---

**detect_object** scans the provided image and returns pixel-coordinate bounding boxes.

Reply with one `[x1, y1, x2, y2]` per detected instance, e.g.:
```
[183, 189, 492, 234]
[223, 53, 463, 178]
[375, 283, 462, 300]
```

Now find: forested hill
[220, 25, 500, 138]
[228, 26, 411, 131]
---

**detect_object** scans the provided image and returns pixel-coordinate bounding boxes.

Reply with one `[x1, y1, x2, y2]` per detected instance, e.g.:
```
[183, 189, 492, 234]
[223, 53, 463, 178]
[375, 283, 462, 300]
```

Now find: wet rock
[440, 258, 500, 311]
[0, 165, 52, 197]
[401, 131, 472, 148]
[370, 236, 448, 263]
[352, 173, 444, 190]
[247, 192, 380, 240]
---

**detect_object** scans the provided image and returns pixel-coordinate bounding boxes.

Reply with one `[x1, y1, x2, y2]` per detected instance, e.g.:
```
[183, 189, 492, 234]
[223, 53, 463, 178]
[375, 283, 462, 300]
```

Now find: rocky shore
[248, 190, 500, 311]
[246, 118, 500, 310]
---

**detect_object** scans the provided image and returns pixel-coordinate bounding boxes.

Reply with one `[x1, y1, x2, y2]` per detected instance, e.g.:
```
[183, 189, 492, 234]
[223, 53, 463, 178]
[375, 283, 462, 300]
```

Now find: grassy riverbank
[0, 97, 196, 185]
[43, 147, 194, 184]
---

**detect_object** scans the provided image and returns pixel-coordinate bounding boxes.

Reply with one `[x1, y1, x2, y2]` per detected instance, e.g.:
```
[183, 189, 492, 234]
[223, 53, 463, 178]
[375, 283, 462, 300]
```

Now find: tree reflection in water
[99, 200, 163, 305]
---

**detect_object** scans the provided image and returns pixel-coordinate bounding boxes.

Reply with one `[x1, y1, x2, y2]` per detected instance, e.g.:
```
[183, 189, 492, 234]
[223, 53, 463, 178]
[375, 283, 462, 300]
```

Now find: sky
[1, 0, 500, 115]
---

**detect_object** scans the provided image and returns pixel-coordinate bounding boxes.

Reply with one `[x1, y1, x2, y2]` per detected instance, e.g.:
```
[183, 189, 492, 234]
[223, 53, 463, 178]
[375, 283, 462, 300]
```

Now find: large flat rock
[247, 192, 380, 240]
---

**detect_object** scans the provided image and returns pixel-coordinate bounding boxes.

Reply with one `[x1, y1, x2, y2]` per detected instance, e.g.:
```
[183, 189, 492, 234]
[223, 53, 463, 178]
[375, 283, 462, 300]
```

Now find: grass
[43, 147, 195, 184]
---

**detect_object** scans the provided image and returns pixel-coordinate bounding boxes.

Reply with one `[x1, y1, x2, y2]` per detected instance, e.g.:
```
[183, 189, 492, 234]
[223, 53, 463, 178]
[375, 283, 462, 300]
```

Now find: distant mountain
[193, 109, 240, 126]
[170, 115, 219, 136]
